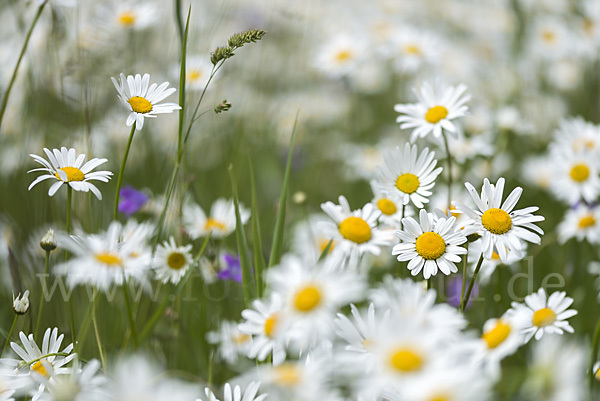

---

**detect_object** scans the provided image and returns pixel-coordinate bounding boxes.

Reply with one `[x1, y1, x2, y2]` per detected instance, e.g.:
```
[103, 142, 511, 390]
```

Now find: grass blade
[249, 157, 266, 298]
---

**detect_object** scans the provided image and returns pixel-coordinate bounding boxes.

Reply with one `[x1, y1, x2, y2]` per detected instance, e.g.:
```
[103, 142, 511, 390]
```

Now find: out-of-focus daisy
[467, 239, 526, 285]
[393, 209, 467, 279]
[401, 367, 491, 401]
[153, 237, 193, 285]
[183, 198, 250, 240]
[111, 73, 180, 130]
[551, 117, 600, 156]
[558, 204, 600, 244]
[370, 180, 408, 229]
[28, 147, 112, 199]
[54, 221, 152, 291]
[521, 155, 553, 191]
[182, 56, 213, 91]
[37, 358, 108, 401]
[111, 2, 158, 31]
[320, 196, 394, 260]
[206, 320, 252, 365]
[385, 28, 441, 74]
[528, 17, 574, 61]
[377, 143, 443, 209]
[509, 288, 577, 343]
[291, 214, 337, 263]
[202, 382, 266, 401]
[454, 177, 544, 262]
[239, 295, 287, 365]
[314, 34, 367, 79]
[549, 149, 600, 205]
[395, 80, 470, 142]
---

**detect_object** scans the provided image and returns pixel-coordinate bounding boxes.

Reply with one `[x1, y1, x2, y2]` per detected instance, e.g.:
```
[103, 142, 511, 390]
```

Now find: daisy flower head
[453, 177, 545, 263]
[549, 148, 600, 205]
[557, 203, 600, 244]
[202, 382, 266, 401]
[377, 143, 443, 209]
[320, 195, 394, 260]
[111, 2, 159, 31]
[28, 147, 112, 199]
[36, 358, 109, 401]
[314, 33, 368, 79]
[386, 27, 441, 74]
[394, 79, 470, 142]
[111, 73, 180, 130]
[206, 320, 252, 365]
[153, 237, 193, 285]
[393, 209, 467, 279]
[509, 288, 577, 343]
[183, 198, 250, 240]
[182, 56, 213, 91]
[370, 180, 409, 229]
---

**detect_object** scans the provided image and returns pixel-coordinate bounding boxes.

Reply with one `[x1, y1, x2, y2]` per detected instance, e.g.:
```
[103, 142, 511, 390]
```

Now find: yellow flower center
[318, 239, 335, 254]
[482, 320, 511, 349]
[404, 44, 421, 55]
[396, 173, 420, 194]
[54, 167, 85, 182]
[425, 105, 448, 124]
[429, 396, 450, 401]
[293, 285, 321, 312]
[481, 208, 512, 235]
[334, 50, 353, 62]
[491, 251, 501, 260]
[205, 218, 226, 232]
[570, 164, 590, 182]
[187, 70, 202, 81]
[95, 252, 122, 266]
[579, 215, 596, 228]
[31, 360, 52, 378]
[128, 96, 152, 114]
[264, 313, 278, 338]
[339, 217, 372, 244]
[118, 11, 136, 26]
[415, 232, 446, 260]
[389, 348, 423, 373]
[542, 30, 555, 43]
[377, 198, 397, 215]
[532, 308, 556, 327]
[595, 366, 600, 380]
[274, 364, 301, 387]
[167, 252, 186, 270]
[232, 333, 250, 345]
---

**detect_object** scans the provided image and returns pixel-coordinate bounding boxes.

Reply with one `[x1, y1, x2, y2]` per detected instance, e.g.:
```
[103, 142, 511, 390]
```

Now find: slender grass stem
[34, 250, 50, 339]
[0, 1, 47, 132]
[441, 131, 453, 210]
[460, 243, 469, 310]
[460, 253, 483, 313]
[2, 315, 18, 355]
[114, 123, 136, 220]
[66, 186, 76, 351]
[121, 276, 139, 348]
[91, 289, 107, 370]
[590, 316, 600, 390]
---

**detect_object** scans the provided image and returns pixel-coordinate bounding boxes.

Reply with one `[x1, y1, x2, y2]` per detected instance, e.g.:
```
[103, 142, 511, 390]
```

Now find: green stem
[0, 1, 47, 133]
[121, 276, 139, 348]
[460, 243, 469, 310]
[590, 316, 600, 389]
[441, 131, 453, 210]
[91, 289, 107, 370]
[2, 315, 18, 355]
[460, 253, 483, 312]
[153, 163, 180, 252]
[66, 186, 76, 350]
[114, 123, 136, 220]
[34, 251, 50, 339]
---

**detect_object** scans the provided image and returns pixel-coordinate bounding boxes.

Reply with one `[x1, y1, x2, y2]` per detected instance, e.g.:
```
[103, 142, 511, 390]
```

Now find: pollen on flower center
[293, 285, 322, 312]
[95, 252, 122, 266]
[334, 50, 353, 62]
[128, 96, 153, 114]
[54, 167, 85, 182]
[31, 360, 52, 378]
[532, 307, 556, 327]
[404, 44, 421, 55]
[167, 252, 186, 270]
[274, 364, 301, 387]
[339, 217, 372, 244]
[377, 198, 397, 215]
[482, 321, 511, 349]
[205, 218, 226, 231]
[187, 70, 202, 81]
[415, 232, 446, 260]
[570, 163, 590, 182]
[579, 215, 596, 228]
[396, 173, 420, 194]
[425, 105, 448, 124]
[118, 11, 136, 26]
[481, 208, 512, 234]
[264, 313, 278, 338]
[389, 348, 423, 373]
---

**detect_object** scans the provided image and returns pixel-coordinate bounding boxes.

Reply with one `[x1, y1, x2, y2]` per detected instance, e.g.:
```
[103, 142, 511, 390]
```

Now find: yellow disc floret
[339, 217, 372, 244]
[415, 232, 446, 260]
[205, 218, 226, 232]
[482, 320, 511, 349]
[167, 252, 186, 270]
[274, 364, 301, 387]
[293, 285, 321, 312]
[55, 167, 85, 182]
[31, 360, 51, 378]
[118, 11, 136, 26]
[579, 215, 596, 228]
[481, 208, 512, 234]
[532, 307, 556, 327]
[264, 313, 278, 338]
[389, 348, 423, 373]
[334, 50, 353, 63]
[95, 252, 122, 266]
[396, 173, 420, 194]
[377, 198, 397, 215]
[128, 96, 153, 114]
[570, 163, 590, 182]
[425, 105, 448, 124]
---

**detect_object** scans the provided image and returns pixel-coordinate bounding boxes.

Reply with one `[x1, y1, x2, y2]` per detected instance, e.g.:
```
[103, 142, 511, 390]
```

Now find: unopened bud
[40, 229, 56, 252]
[13, 290, 29, 315]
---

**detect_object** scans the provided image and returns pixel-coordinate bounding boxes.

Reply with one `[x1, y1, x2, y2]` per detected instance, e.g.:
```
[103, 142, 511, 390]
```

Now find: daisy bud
[13, 290, 30, 315]
[40, 229, 57, 252]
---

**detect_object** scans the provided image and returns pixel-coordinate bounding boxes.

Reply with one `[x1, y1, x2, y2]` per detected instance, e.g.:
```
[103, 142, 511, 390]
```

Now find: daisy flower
[314, 34, 368, 79]
[111, 2, 158, 31]
[183, 198, 250, 240]
[385, 27, 441, 74]
[111, 73, 180, 130]
[28, 147, 113, 199]
[376, 143, 443, 209]
[558, 204, 600, 244]
[153, 237, 193, 285]
[508, 288, 577, 343]
[549, 148, 600, 205]
[291, 214, 338, 263]
[370, 180, 409, 229]
[393, 209, 467, 279]
[394, 80, 470, 142]
[320, 196, 394, 260]
[202, 382, 266, 401]
[36, 358, 109, 401]
[453, 177, 545, 262]
[182, 56, 213, 91]
[206, 320, 252, 364]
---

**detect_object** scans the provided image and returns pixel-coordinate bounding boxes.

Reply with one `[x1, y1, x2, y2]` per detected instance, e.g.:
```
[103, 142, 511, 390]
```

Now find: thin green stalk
[153, 163, 180, 252]
[114, 123, 136, 220]
[0, 1, 47, 132]
[590, 316, 600, 389]
[249, 158, 266, 298]
[460, 253, 483, 313]
[441, 131, 453, 210]
[34, 251, 50, 339]
[2, 315, 18, 355]
[121, 276, 139, 348]
[91, 289, 107, 370]
[66, 186, 76, 350]
[460, 243, 469, 310]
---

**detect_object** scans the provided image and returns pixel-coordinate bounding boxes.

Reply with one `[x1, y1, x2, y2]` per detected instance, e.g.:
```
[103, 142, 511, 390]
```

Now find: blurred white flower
[12, 291, 29, 315]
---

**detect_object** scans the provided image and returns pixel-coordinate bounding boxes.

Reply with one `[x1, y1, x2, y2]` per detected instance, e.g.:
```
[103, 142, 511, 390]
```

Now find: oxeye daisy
[206, 320, 252, 365]
[28, 147, 113, 199]
[202, 382, 267, 401]
[153, 237, 193, 285]
[111, 73, 180, 130]
[370, 180, 410, 229]
[320, 195, 394, 260]
[557, 203, 600, 244]
[392, 209, 467, 279]
[508, 288, 577, 343]
[377, 143, 443, 209]
[291, 214, 338, 263]
[549, 149, 600, 205]
[453, 177, 545, 262]
[394, 80, 470, 142]
[183, 198, 250, 240]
